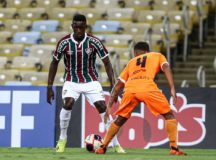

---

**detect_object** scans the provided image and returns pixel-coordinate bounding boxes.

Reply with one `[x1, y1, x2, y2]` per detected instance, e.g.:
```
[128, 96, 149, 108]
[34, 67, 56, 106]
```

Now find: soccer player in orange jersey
[95, 41, 186, 155]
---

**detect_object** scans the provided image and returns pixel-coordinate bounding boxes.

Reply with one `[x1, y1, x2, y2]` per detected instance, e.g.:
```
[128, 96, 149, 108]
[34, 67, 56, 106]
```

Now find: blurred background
[0, 0, 215, 87]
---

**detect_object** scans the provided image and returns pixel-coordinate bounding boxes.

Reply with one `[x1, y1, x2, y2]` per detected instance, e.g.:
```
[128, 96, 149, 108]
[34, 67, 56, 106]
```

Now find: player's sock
[59, 108, 71, 140]
[100, 113, 119, 146]
[165, 119, 177, 148]
[103, 122, 120, 147]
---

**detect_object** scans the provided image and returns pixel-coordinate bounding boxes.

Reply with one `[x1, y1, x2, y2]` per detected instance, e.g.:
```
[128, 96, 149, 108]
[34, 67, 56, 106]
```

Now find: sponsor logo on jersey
[89, 38, 103, 50]
[67, 51, 74, 55]
[57, 39, 68, 53]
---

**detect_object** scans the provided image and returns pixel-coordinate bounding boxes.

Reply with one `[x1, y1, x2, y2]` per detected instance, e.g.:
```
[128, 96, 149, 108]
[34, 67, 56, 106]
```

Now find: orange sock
[165, 119, 177, 148]
[103, 122, 120, 147]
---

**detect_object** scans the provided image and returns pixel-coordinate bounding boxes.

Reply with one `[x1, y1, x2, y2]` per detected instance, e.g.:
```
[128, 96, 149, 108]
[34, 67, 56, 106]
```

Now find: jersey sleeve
[93, 38, 109, 60]
[159, 54, 169, 71]
[53, 39, 67, 62]
[118, 64, 129, 83]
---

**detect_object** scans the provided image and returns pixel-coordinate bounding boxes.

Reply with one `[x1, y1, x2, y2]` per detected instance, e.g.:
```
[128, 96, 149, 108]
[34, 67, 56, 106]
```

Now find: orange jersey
[119, 52, 168, 92]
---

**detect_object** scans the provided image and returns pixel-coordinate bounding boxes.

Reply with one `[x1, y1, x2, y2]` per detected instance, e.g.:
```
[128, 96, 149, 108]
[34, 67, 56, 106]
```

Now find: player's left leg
[95, 116, 127, 154]
[162, 111, 187, 156]
[141, 91, 186, 156]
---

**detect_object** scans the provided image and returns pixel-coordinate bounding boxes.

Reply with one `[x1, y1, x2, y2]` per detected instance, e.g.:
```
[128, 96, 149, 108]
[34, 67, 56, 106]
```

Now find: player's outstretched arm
[104, 80, 124, 123]
[162, 63, 177, 104]
[47, 59, 59, 105]
[102, 56, 115, 90]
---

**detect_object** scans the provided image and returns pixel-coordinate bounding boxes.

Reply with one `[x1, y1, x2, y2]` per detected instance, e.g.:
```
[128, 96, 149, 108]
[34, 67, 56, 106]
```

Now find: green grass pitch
[0, 148, 216, 160]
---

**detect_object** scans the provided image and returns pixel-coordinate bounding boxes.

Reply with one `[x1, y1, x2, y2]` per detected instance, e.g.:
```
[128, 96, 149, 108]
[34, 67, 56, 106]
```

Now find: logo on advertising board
[0, 86, 56, 147]
[82, 92, 206, 148]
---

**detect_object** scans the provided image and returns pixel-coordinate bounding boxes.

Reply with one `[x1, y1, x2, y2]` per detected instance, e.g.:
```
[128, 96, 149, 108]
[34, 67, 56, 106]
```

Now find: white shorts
[62, 81, 105, 105]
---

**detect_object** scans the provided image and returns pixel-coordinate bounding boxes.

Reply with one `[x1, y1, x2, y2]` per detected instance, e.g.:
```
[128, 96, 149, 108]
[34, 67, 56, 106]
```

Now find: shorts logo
[85, 48, 93, 55]
[63, 90, 67, 95]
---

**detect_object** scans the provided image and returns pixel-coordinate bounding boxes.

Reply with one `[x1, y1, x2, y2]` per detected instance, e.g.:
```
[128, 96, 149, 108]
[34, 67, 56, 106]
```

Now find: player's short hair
[73, 14, 87, 23]
[134, 42, 150, 52]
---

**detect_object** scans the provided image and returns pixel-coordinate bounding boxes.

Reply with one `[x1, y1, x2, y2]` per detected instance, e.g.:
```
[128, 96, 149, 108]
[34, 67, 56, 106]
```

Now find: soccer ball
[85, 134, 103, 152]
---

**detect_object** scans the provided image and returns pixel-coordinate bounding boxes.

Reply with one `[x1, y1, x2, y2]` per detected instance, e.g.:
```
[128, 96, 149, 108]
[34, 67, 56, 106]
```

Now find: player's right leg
[96, 92, 138, 154]
[56, 82, 80, 153]
[95, 116, 127, 154]
[94, 100, 126, 153]
[84, 81, 125, 153]
[56, 97, 74, 153]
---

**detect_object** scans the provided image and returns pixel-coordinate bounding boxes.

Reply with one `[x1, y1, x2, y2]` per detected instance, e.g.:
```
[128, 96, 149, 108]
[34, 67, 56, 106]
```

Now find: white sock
[59, 108, 71, 140]
[100, 113, 120, 146]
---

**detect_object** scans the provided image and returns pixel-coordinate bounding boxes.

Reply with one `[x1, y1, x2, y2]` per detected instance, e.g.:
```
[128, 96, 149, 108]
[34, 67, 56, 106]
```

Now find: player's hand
[104, 107, 110, 124]
[171, 87, 177, 105]
[47, 87, 54, 105]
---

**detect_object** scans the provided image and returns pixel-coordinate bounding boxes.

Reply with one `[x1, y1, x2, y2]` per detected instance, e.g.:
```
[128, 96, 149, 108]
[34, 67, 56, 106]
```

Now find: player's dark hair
[73, 14, 87, 22]
[134, 42, 150, 52]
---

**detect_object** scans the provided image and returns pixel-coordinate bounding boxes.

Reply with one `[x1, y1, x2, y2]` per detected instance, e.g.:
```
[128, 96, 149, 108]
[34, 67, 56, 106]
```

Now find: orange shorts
[115, 91, 171, 118]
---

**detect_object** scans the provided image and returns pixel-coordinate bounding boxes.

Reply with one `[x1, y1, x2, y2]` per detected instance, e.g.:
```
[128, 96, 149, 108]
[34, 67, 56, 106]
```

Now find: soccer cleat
[95, 145, 107, 154]
[56, 139, 67, 153]
[113, 145, 126, 153]
[170, 146, 187, 156]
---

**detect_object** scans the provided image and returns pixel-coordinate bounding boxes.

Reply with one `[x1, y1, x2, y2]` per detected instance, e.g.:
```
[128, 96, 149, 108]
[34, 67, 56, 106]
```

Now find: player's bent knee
[114, 116, 128, 126]
[162, 110, 175, 120]
[63, 97, 75, 110]
[94, 101, 106, 113]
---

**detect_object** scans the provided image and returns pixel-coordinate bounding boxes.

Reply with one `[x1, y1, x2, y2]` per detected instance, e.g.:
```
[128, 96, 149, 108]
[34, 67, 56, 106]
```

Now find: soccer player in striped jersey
[47, 14, 125, 153]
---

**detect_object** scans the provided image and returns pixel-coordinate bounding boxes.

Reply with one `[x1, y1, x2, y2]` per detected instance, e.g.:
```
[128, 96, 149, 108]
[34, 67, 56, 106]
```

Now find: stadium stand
[0, 57, 7, 69]
[41, 31, 68, 44]
[0, 31, 13, 43]
[0, 8, 17, 20]
[4, 19, 32, 33]
[18, 8, 47, 21]
[5, 0, 36, 8]
[13, 32, 41, 44]
[0, 0, 215, 87]
[153, 0, 182, 11]
[50, 8, 77, 21]
[10, 56, 41, 71]
[37, 0, 66, 8]
[92, 20, 121, 34]
[107, 8, 135, 22]
[0, 44, 24, 58]
[0, 70, 20, 85]
[94, 0, 123, 9]
[152, 22, 181, 48]
[79, 8, 106, 25]
[120, 22, 151, 36]
[65, 0, 93, 8]
[134, 10, 166, 24]
[31, 20, 60, 32]
[19, 71, 48, 85]
[125, 0, 153, 10]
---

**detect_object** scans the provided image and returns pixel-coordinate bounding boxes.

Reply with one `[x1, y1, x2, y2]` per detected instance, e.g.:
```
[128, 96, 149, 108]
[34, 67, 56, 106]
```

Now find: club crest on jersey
[85, 48, 93, 55]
